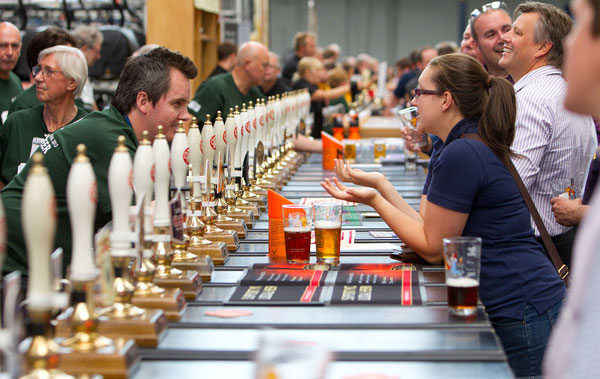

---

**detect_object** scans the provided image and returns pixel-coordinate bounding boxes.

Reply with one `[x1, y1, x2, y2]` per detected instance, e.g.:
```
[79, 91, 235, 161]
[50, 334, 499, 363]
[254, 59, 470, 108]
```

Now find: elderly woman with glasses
[0, 45, 88, 188]
[322, 53, 565, 377]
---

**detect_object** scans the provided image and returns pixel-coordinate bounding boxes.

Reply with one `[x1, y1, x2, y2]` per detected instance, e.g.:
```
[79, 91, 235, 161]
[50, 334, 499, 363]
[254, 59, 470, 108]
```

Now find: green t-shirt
[188, 72, 264, 123]
[0, 103, 88, 185]
[1, 105, 138, 275]
[0, 72, 23, 122]
[8, 85, 91, 115]
[330, 96, 349, 113]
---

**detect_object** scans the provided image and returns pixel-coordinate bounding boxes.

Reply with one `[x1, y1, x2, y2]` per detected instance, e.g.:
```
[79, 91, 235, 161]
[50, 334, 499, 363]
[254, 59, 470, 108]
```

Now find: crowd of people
[0, 0, 599, 377]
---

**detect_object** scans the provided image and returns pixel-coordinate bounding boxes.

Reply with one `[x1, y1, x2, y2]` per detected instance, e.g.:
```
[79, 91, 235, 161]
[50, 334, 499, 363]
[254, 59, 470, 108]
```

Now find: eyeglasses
[414, 88, 443, 98]
[32, 65, 62, 78]
[470, 1, 508, 20]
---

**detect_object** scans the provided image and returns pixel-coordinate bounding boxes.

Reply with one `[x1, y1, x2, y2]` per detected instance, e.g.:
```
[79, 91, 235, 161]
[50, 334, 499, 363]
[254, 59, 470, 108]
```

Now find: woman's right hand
[334, 159, 386, 190]
[321, 177, 378, 206]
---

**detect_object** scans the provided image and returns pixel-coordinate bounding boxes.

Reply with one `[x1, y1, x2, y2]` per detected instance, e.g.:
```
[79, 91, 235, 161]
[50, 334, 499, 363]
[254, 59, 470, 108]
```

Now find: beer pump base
[242, 193, 266, 207]
[205, 229, 239, 252]
[172, 260, 214, 281]
[188, 243, 228, 266]
[56, 308, 167, 349]
[227, 210, 255, 226]
[236, 203, 261, 219]
[58, 337, 140, 379]
[132, 288, 187, 321]
[216, 218, 248, 238]
[153, 270, 203, 300]
[96, 309, 167, 348]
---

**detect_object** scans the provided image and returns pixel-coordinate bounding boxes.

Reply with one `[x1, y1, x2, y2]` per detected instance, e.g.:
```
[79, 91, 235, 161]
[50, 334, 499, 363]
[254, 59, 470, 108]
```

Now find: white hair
[38, 45, 88, 97]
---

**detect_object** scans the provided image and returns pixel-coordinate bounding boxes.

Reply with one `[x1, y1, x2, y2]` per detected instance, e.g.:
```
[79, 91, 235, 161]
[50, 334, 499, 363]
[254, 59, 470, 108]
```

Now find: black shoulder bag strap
[461, 133, 569, 284]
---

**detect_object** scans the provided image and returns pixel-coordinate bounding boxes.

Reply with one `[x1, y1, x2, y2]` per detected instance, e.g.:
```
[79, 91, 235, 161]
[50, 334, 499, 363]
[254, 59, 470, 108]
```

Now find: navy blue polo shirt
[423, 118, 565, 320]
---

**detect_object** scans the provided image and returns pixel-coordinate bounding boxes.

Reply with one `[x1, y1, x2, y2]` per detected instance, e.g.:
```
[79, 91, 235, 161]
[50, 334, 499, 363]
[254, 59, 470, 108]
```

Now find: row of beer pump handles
[0, 89, 311, 378]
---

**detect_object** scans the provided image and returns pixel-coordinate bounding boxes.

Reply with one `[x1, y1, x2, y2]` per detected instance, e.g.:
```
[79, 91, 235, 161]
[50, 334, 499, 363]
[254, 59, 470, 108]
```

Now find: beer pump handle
[23, 153, 55, 310]
[240, 105, 249, 170]
[224, 108, 237, 173]
[171, 121, 189, 189]
[133, 131, 154, 239]
[204, 159, 212, 204]
[225, 145, 233, 185]
[68, 144, 99, 281]
[153, 126, 171, 227]
[188, 117, 203, 197]
[201, 115, 216, 176]
[214, 111, 227, 168]
[109, 135, 134, 256]
[234, 107, 243, 172]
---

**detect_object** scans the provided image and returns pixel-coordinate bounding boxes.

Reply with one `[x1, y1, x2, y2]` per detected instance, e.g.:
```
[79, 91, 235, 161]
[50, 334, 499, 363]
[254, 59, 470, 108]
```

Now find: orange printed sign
[268, 190, 294, 262]
[322, 131, 343, 170]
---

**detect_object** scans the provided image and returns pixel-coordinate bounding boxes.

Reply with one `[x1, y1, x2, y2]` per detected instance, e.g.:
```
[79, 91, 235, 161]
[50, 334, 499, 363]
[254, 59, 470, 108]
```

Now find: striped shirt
[511, 66, 597, 237]
[543, 183, 600, 378]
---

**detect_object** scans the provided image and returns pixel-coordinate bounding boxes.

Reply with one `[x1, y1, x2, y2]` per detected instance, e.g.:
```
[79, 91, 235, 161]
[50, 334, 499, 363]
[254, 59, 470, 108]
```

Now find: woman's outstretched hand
[334, 159, 385, 190]
[321, 177, 378, 206]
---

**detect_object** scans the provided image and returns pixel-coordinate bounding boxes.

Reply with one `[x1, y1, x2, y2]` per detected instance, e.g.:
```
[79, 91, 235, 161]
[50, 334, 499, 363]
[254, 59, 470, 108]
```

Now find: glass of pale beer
[313, 203, 342, 264]
[282, 204, 312, 263]
[443, 236, 482, 316]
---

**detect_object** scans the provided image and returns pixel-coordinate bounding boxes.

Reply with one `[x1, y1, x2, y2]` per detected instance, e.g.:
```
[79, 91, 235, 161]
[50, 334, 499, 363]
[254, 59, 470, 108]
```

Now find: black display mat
[228, 264, 422, 305]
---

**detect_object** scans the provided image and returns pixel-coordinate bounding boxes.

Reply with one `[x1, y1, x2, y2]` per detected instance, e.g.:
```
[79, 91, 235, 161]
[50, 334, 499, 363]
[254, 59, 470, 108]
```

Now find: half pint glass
[313, 203, 342, 264]
[443, 236, 482, 316]
[282, 205, 312, 263]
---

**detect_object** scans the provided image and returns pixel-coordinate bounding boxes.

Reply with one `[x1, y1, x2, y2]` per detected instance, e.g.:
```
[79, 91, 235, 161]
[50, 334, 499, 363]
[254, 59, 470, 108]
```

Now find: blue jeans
[490, 301, 562, 379]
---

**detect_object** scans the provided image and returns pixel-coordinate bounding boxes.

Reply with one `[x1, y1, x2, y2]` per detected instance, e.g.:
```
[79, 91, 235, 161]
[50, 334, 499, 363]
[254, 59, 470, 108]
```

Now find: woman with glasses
[322, 53, 565, 377]
[0, 45, 88, 188]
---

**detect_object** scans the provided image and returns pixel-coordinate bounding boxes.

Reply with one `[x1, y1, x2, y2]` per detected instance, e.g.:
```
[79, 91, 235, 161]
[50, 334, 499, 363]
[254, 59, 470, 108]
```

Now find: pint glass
[282, 205, 312, 263]
[313, 203, 342, 263]
[443, 237, 482, 316]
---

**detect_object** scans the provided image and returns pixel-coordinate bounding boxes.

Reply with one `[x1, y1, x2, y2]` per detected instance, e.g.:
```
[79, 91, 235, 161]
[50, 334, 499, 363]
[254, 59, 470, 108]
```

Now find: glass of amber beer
[313, 203, 342, 264]
[282, 205, 312, 263]
[443, 237, 482, 316]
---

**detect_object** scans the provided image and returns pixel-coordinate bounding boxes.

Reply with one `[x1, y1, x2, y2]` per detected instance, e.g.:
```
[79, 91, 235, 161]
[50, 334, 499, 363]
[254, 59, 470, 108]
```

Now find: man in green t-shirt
[188, 41, 267, 123]
[0, 22, 23, 123]
[1, 47, 197, 276]
[0, 45, 89, 188]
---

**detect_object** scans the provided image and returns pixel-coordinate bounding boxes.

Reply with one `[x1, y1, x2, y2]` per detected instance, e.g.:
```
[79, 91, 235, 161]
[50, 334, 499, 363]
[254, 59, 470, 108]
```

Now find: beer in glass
[282, 205, 312, 263]
[443, 237, 482, 316]
[313, 203, 342, 263]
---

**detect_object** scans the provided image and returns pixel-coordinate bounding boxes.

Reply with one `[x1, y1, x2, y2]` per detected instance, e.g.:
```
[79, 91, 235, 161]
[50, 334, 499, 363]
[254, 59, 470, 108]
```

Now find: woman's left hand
[321, 177, 378, 206]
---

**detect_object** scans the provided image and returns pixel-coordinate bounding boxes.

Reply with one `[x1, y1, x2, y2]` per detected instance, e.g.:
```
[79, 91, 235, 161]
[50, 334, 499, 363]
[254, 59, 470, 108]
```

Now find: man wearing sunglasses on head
[469, 1, 513, 80]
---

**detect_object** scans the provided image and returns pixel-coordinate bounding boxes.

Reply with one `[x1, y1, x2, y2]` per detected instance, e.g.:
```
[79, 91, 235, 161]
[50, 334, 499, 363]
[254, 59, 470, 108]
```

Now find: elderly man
[544, 0, 600, 377]
[260, 51, 291, 97]
[207, 41, 237, 79]
[1, 47, 197, 276]
[8, 27, 77, 114]
[0, 46, 88, 187]
[282, 31, 316, 84]
[73, 24, 103, 111]
[188, 41, 267, 123]
[499, 3, 597, 265]
[470, 1, 512, 79]
[0, 22, 23, 123]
